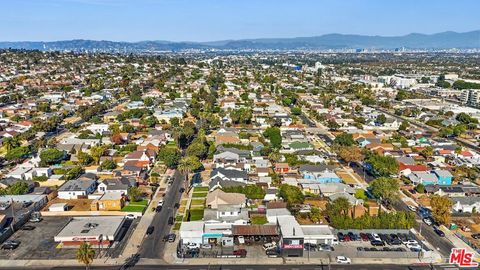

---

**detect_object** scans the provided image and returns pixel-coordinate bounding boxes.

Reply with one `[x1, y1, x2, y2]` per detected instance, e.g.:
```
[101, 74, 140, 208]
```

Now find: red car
[360, 233, 369, 241]
[233, 249, 247, 258]
[343, 235, 351, 242]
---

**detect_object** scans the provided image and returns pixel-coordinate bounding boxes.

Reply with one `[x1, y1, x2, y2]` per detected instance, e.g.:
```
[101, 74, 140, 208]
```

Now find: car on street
[372, 233, 381, 241]
[157, 200, 164, 207]
[336, 256, 351, 264]
[201, 243, 212, 249]
[126, 214, 135, 219]
[406, 243, 422, 250]
[146, 226, 155, 235]
[168, 216, 174, 225]
[233, 249, 247, 258]
[174, 203, 180, 208]
[408, 205, 417, 212]
[168, 233, 176, 242]
[179, 188, 185, 193]
[472, 233, 480, 239]
[319, 244, 334, 251]
[422, 217, 433, 226]
[21, 225, 35, 230]
[1, 240, 20, 250]
[403, 239, 418, 245]
[186, 242, 200, 249]
[360, 232, 369, 241]
[433, 226, 445, 237]
[265, 249, 278, 257]
[155, 206, 162, 212]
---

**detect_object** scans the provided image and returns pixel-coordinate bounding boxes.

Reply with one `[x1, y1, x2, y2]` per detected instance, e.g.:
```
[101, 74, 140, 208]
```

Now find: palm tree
[76, 242, 95, 270]
[178, 156, 201, 188]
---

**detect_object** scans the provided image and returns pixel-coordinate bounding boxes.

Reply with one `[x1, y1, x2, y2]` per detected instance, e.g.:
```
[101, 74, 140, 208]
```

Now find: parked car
[319, 244, 334, 251]
[360, 232, 369, 241]
[343, 234, 351, 242]
[233, 249, 247, 258]
[422, 217, 433, 226]
[201, 243, 212, 249]
[304, 243, 317, 251]
[336, 256, 351, 264]
[408, 205, 417, 212]
[366, 233, 374, 241]
[348, 232, 359, 241]
[262, 242, 277, 250]
[168, 216, 174, 225]
[179, 188, 185, 193]
[265, 249, 278, 257]
[472, 233, 480, 239]
[337, 232, 344, 242]
[157, 200, 164, 207]
[371, 240, 385, 246]
[125, 214, 135, 219]
[168, 233, 176, 242]
[146, 226, 154, 235]
[403, 239, 418, 245]
[406, 243, 422, 250]
[1, 240, 20, 250]
[21, 225, 35, 230]
[372, 233, 381, 241]
[186, 243, 200, 249]
[155, 206, 162, 212]
[174, 203, 180, 208]
[433, 226, 445, 237]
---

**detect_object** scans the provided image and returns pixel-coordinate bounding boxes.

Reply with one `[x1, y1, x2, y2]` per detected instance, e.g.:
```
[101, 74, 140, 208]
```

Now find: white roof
[277, 215, 303, 238]
[55, 216, 125, 240]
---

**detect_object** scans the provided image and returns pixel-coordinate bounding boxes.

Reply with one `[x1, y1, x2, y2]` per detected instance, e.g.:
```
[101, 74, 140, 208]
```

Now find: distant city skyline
[1, 0, 479, 42]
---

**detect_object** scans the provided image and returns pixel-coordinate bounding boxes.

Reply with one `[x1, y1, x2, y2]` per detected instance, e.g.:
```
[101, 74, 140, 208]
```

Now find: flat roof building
[54, 216, 125, 247]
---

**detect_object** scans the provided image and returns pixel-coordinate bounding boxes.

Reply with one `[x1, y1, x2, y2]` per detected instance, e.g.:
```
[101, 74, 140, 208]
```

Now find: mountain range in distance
[1, 30, 479, 52]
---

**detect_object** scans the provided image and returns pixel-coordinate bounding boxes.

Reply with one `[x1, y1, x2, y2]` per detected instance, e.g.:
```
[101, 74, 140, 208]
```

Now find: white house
[57, 180, 96, 199]
[451, 197, 480, 213]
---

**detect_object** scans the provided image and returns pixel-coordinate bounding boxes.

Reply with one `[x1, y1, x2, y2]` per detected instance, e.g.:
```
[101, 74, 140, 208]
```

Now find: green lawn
[191, 199, 205, 206]
[192, 192, 208, 198]
[176, 215, 183, 222]
[193, 186, 209, 192]
[188, 209, 204, 221]
[173, 222, 181, 231]
[121, 199, 148, 212]
[121, 205, 146, 212]
[250, 215, 268, 225]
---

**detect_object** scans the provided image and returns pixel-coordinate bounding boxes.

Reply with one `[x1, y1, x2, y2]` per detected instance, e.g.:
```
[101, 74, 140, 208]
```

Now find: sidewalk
[120, 169, 171, 259]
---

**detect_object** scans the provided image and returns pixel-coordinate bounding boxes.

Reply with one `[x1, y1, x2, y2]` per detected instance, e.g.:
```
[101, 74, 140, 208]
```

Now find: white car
[262, 242, 277, 250]
[201, 244, 212, 249]
[403, 239, 418, 245]
[186, 243, 200, 249]
[372, 233, 381, 241]
[157, 200, 164, 207]
[406, 243, 422, 249]
[408, 205, 417, 212]
[422, 217, 433, 226]
[125, 214, 135, 220]
[336, 256, 351, 264]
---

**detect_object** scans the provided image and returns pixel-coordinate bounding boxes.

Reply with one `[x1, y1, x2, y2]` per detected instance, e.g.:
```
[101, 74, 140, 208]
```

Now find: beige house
[205, 189, 246, 209]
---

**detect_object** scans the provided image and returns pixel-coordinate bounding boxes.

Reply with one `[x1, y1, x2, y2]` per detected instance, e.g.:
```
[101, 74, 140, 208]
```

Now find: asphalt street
[393, 200, 454, 257]
[11, 263, 472, 270]
[138, 170, 184, 259]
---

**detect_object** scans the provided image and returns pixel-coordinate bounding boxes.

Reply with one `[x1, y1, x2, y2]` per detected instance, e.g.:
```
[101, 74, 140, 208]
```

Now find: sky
[1, 0, 479, 42]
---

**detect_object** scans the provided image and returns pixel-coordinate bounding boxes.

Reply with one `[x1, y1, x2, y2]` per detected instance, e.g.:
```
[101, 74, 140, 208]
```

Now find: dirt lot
[44, 198, 93, 211]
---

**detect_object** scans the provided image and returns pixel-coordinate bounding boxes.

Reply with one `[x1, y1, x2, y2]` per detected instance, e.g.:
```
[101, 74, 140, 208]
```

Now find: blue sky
[1, 0, 479, 42]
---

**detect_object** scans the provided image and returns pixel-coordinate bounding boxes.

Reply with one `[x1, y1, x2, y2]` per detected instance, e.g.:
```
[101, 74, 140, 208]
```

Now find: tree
[89, 145, 105, 165]
[326, 197, 352, 217]
[186, 140, 207, 159]
[421, 146, 434, 158]
[3, 137, 20, 151]
[366, 153, 399, 177]
[278, 184, 304, 205]
[40, 149, 65, 165]
[100, 160, 117, 170]
[415, 183, 425, 193]
[431, 195, 452, 225]
[178, 155, 203, 187]
[399, 121, 409, 131]
[143, 97, 154, 107]
[76, 242, 95, 270]
[158, 147, 181, 168]
[263, 127, 282, 149]
[309, 206, 322, 223]
[337, 146, 364, 166]
[64, 166, 84, 180]
[333, 132, 355, 147]
[128, 186, 142, 202]
[375, 114, 387, 125]
[0, 182, 30, 195]
[230, 108, 252, 125]
[291, 107, 301, 115]
[369, 177, 400, 205]
[327, 120, 340, 131]
[77, 151, 93, 166]
[5, 146, 31, 161]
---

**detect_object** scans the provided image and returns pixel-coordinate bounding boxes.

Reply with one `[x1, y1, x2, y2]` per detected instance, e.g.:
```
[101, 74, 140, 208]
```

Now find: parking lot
[0, 216, 76, 260]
